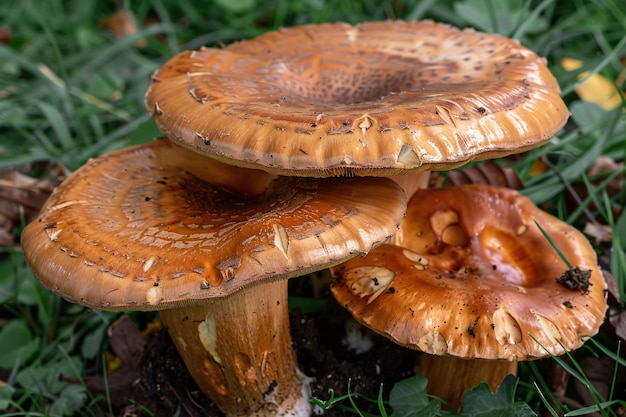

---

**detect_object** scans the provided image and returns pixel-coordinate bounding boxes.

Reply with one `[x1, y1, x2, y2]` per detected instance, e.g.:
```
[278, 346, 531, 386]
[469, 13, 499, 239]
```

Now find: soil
[109, 278, 417, 417]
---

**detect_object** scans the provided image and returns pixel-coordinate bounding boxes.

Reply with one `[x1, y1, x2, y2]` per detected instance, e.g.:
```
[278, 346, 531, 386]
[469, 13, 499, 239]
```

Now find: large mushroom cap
[331, 185, 607, 360]
[145, 20, 568, 177]
[21, 138, 406, 310]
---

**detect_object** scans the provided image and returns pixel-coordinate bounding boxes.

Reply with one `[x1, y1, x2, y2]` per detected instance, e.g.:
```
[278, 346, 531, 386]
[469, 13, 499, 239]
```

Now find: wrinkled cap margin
[331, 185, 607, 360]
[145, 20, 568, 177]
[21, 138, 407, 311]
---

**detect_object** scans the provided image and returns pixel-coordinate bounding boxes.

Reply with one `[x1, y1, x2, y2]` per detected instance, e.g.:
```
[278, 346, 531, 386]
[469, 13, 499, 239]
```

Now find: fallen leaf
[0, 27, 11, 44]
[105, 350, 122, 374]
[584, 222, 613, 245]
[601, 269, 622, 306]
[527, 158, 548, 177]
[574, 356, 626, 414]
[66, 315, 145, 408]
[446, 161, 523, 189]
[0, 84, 17, 99]
[107, 314, 145, 365]
[561, 57, 623, 110]
[140, 319, 163, 338]
[609, 308, 626, 340]
[1, 164, 67, 248]
[587, 156, 624, 195]
[99, 9, 147, 48]
[569, 155, 624, 221]
[545, 360, 570, 398]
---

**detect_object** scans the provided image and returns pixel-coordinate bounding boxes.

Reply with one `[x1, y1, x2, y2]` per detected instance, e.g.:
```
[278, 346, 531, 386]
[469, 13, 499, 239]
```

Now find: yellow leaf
[528, 158, 548, 177]
[141, 320, 163, 337]
[105, 351, 122, 374]
[560, 58, 622, 110]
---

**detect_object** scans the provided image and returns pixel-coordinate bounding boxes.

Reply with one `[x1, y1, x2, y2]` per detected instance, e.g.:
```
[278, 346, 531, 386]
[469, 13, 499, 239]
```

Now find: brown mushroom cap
[145, 20, 568, 177]
[21, 138, 406, 310]
[331, 185, 607, 360]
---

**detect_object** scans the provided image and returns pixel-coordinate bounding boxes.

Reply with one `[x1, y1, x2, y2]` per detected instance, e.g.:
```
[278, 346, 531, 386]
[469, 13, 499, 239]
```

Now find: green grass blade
[534, 221, 573, 268]
[377, 383, 388, 417]
[36, 102, 74, 152]
[561, 34, 626, 96]
[522, 106, 620, 204]
[533, 381, 560, 417]
[512, 0, 554, 40]
[564, 400, 622, 416]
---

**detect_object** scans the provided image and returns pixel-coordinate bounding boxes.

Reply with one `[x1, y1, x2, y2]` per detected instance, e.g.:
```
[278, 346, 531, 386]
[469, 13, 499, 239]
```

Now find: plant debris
[556, 267, 593, 294]
[0, 163, 67, 248]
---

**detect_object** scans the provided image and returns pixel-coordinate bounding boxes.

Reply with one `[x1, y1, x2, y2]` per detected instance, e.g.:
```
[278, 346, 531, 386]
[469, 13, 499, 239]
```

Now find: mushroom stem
[160, 280, 311, 416]
[414, 354, 518, 409]
[390, 171, 431, 199]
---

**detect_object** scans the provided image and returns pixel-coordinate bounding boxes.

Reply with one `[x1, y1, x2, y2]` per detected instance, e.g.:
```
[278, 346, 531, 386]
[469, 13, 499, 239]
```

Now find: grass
[0, 0, 625, 415]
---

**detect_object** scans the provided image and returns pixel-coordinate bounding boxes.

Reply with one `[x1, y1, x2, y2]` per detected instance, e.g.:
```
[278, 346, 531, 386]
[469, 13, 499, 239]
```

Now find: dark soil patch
[116, 293, 415, 416]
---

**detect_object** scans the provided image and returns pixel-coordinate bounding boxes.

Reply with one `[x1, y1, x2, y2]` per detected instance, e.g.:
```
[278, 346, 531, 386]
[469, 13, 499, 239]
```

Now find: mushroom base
[414, 354, 518, 409]
[160, 280, 311, 416]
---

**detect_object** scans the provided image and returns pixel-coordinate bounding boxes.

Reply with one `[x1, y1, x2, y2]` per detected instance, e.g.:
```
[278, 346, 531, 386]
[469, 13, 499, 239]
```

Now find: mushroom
[21, 138, 407, 416]
[144, 20, 568, 177]
[331, 184, 607, 408]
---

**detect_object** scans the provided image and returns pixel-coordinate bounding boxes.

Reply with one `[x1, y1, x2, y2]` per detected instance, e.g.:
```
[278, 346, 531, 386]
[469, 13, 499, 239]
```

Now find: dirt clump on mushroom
[556, 267, 593, 294]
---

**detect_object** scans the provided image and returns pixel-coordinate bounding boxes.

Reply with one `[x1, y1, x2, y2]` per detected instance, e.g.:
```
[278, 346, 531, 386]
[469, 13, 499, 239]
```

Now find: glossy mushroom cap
[331, 185, 607, 360]
[21, 138, 407, 311]
[145, 20, 568, 177]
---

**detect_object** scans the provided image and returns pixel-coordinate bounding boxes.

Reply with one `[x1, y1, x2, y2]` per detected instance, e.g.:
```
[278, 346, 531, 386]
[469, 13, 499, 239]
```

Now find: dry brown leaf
[587, 156, 624, 195]
[67, 315, 145, 408]
[0, 27, 11, 44]
[574, 356, 626, 414]
[0, 84, 17, 99]
[545, 359, 570, 398]
[0, 165, 67, 248]
[610, 308, 626, 340]
[601, 269, 622, 306]
[99, 9, 147, 48]
[446, 161, 523, 189]
[584, 222, 613, 245]
[569, 156, 624, 221]
[107, 315, 145, 367]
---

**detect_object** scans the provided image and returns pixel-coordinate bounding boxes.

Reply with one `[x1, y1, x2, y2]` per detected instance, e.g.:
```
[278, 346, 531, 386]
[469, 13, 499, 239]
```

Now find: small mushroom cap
[21, 138, 406, 311]
[331, 185, 607, 360]
[145, 20, 568, 177]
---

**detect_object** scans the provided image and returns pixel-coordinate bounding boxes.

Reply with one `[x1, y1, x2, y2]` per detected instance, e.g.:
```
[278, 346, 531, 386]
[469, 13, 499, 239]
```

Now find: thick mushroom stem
[391, 171, 431, 200]
[160, 280, 311, 417]
[414, 354, 518, 408]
